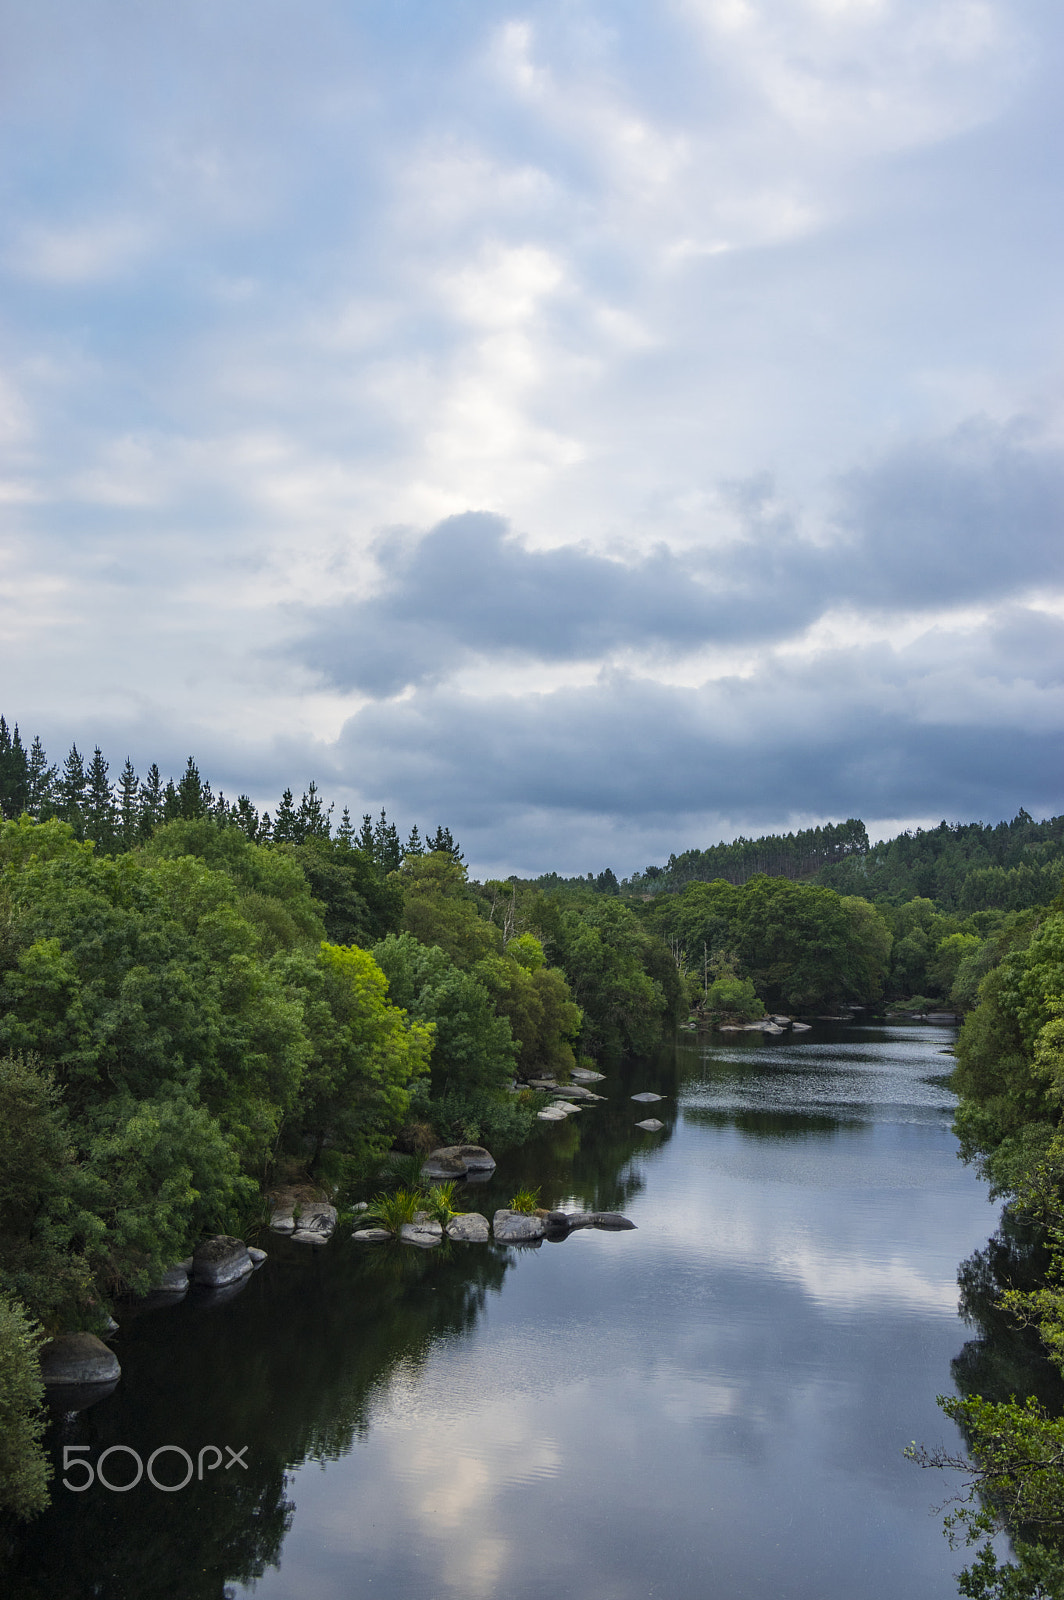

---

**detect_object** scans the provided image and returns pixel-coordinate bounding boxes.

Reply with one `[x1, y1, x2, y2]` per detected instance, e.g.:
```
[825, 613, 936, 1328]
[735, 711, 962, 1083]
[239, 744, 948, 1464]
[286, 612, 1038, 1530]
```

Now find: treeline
[906, 884, 1064, 1596]
[628, 818, 871, 893]
[0, 716, 458, 868]
[628, 810, 1064, 918]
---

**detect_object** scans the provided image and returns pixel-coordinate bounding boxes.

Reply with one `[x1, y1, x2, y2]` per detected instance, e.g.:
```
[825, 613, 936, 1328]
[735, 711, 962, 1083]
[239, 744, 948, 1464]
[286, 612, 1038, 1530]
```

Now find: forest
[1, 709, 1062, 1573]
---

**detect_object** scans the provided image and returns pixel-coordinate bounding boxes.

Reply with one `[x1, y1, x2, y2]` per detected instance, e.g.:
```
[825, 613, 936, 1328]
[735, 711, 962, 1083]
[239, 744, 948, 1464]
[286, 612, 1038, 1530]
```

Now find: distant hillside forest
[625, 811, 1064, 915]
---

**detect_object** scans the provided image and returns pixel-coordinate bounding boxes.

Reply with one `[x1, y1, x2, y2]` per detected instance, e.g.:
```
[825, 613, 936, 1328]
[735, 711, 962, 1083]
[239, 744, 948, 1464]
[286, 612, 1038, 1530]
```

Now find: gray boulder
[537, 1107, 568, 1121]
[447, 1212, 490, 1242]
[40, 1331, 121, 1387]
[192, 1236, 254, 1287]
[293, 1204, 337, 1239]
[792, 1021, 812, 1032]
[400, 1220, 443, 1248]
[269, 1207, 296, 1234]
[493, 1209, 546, 1242]
[352, 1227, 393, 1243]
[631, 1091, 664, 1103]
[570, 1067, 606, 1082]
[421, 1144, 496, 1180]
[636, 1118, 665, 1131]
[155, 1265, 190, 1294]
[247, 1247, 268, 1265]
[291, 1229, 330, 1245]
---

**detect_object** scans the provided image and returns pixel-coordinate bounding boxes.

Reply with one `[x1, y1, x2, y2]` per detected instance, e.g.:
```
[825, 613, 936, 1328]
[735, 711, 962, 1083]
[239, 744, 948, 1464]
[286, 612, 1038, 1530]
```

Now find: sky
[0, 0, 1061, 879]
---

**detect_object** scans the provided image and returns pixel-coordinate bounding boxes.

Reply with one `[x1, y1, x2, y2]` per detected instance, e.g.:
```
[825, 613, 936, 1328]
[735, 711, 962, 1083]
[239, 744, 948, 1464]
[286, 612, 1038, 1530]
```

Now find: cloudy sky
[1, 0, 1061, 878]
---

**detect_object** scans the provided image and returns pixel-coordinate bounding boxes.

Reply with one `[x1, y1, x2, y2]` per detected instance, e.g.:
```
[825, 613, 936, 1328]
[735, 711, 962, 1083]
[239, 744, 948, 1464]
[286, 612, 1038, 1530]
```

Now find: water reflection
[4, 1024, 1020, 1600]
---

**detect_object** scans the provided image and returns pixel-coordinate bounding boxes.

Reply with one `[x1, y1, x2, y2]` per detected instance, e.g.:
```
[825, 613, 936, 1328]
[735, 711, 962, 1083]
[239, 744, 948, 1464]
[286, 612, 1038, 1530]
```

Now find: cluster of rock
[269, 1199, 339, 1242]
[353, 1207, 636, 1248]
[526, 1074, 608, 1122]
[717, 1015, 812, 1035]
[38, 1236, 270, 1399]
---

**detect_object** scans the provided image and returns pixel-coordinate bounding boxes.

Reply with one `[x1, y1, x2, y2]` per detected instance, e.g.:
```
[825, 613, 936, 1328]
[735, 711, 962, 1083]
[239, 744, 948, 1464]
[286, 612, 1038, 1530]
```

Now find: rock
[631, 1091, 664, 1103]
[758, 1023, 784, 1035]
[352, 1227, 393, 1243]
[558, 1084, 602, 1101]
[291, 1204, 336, 1239]
[40, 1332, 121, 1388]
[549, 1100, 583, 1115]
[769, 1014, 791, 1027]
[493, 1209, 546, 1242]
[270, 1208, 296, 1234]
[570, 1067, 606, 1082]
[192, 1236, 254, 1287]
[421, 1144, 496, 1180]
[717, 1024, 742, 1032]
[587, 1212, 636, 1230]
[528, 1078, 561, 1091]
[290, 1228, 330, 1245]
[353, 1200, 369, 1212]
[178, 1256, 194, 1272]
[537, 1108, 568, 1121]
[635, 1118, 664, 1131]
[563, 1213, 595, 1230]
[101, 1316, 120, 1337]
[247, 1247, 268, 1265]
[545, 1210, 572, 1230]
[446, 1212, 490, 1242]
[155, 1265, 191, 1294]
[400, 1220, 443, 1248]
[792, 1021, 812, 1032]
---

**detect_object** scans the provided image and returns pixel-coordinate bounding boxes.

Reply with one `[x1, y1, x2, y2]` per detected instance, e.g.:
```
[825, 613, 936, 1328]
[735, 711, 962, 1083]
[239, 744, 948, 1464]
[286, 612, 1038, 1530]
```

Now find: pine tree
[336, 806, 355, 847]
[84, 747, 116, 850]
[373, 808, 401, 873]
[272, 788, 299, 843]
[297, 781, 332, 840]
[427, 824, 463, 864]
[404, 824, 424, 858]
[176, 758, 205, 820]
[0, 719, 30, 819]
[138, 764, 164, 837]
[26, 737, 57, 819]
[357, 813, 375, 855]
[233, 795, 260, 841]
[162, 779, 180, 821]
[58, 745, 87, 836]
[116, 759, 139, 850]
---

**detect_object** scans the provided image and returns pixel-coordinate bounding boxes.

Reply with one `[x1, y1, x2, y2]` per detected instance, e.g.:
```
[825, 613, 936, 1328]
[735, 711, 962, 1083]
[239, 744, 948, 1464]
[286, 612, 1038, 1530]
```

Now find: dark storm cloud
[330, 618, 1062, 847]
[293, 421, 1064, 695]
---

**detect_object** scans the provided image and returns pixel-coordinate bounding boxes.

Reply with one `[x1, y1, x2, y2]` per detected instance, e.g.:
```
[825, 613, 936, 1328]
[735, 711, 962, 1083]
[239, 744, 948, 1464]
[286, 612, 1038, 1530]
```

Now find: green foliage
[424, 1085, 541, 1149]
[277, 942, 433, 1172]
[508, 1186, 540, 1214]
[362, 1188, 423, 1232]
[372, 933, 515, 1098]
[396, 852, 501, 968]
[706, 976, 764, 1019]
[421, 1181, 460, 1225]
[291, 835, 403, 945]
[0, 1291, 51, 1519]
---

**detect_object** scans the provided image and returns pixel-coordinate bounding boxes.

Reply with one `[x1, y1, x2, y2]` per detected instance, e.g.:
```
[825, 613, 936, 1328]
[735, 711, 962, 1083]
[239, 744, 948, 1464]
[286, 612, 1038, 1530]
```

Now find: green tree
[57, 744, 86, 836]
[84, 746, 115, 850]
[278, 942, 432, 1170]
[25, 736, 56, 820]
[371, 933, 515, 1099]
[397, 853, 500, 968]
[0, 1290, 51, 1520]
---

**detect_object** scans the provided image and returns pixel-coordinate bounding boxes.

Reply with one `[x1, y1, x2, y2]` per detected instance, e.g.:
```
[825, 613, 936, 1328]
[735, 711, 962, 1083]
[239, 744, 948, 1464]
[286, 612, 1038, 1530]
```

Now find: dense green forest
[629, 810, 1064, 915]
[1, 710, 1062, 1558]
[906, 883, 1064, 1598]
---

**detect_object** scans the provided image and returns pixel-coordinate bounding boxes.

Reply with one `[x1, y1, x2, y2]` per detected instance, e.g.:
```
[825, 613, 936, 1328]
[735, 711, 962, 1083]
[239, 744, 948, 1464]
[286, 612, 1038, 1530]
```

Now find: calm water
[10, 1023, 1005, 1600]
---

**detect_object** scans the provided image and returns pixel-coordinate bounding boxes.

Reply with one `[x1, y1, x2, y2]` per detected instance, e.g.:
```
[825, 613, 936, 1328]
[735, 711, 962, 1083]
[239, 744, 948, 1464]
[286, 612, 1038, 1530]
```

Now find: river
[8, 1022, 1011, 1599]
